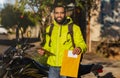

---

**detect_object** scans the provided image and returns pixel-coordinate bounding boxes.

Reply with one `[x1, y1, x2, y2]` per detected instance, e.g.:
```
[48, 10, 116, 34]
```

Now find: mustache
[57, 17, 62, 19]
[54, 17, 67, 25]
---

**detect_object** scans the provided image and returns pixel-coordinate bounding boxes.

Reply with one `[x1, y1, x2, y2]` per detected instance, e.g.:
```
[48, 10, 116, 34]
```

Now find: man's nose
[58, 13, 62, 17]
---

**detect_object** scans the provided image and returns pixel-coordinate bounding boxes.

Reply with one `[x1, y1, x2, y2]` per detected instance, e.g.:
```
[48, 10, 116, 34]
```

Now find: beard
[54, 17, 66, 25]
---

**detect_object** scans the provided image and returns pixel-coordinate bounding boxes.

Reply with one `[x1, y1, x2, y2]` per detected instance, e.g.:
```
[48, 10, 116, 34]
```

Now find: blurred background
[0, 0, 120, 78]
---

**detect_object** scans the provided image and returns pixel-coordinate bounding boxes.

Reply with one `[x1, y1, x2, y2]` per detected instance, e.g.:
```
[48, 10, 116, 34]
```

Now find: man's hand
[73, 47, 81, 55]
[37, 48, 45, 56]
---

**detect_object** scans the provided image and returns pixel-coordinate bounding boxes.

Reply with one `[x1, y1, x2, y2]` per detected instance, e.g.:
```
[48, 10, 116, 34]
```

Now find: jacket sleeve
[43, 26, 51, 51]
[73, 25, 87, 53]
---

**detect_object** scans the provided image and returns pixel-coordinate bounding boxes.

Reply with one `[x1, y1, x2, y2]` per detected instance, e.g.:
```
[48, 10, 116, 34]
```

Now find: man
[38, 5, 87, 78]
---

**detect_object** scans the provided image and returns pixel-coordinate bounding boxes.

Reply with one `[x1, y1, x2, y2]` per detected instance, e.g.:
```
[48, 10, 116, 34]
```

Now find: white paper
[68, 50, 77, 58]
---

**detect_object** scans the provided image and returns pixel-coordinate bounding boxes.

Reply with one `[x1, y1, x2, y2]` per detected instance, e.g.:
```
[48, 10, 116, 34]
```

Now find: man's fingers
[73, 47, 81, 55]
[37, 49, 45, 56]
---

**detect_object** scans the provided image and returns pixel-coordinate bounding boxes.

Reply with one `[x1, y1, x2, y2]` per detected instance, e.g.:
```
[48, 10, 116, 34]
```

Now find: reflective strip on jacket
[43, 17, 87, 66]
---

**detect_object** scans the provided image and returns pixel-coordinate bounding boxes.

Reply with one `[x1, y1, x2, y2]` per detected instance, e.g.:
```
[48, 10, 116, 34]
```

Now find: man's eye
[55, 12, 64, 14]
[61, 12, 64, 14]
[55, 12, 59, 14]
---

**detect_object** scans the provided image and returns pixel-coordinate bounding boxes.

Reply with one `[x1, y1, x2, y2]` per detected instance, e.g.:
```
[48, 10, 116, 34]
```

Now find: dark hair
[53, 5, 66, 13]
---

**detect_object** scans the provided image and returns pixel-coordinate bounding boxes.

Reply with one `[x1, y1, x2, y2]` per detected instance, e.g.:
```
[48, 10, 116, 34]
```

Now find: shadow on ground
[101, 72, 115, 78]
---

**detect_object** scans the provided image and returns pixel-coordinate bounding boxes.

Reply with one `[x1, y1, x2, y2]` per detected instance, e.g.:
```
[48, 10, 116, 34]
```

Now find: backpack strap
[48, 24, 54, 47]
[68, 23, 84, 62]
[68, 23, 75, 48]
[48, 23, 75, 48]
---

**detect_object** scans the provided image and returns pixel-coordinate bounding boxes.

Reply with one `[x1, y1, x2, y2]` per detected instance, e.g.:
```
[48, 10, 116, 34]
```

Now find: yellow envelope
[60, 50, 82, 77]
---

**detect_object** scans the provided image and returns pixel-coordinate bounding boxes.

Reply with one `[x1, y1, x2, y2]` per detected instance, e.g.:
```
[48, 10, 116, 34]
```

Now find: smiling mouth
[57, 17, 62, 19]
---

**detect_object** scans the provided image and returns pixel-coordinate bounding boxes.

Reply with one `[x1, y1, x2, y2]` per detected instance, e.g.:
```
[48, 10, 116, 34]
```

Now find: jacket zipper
[56, 26, 61, 65]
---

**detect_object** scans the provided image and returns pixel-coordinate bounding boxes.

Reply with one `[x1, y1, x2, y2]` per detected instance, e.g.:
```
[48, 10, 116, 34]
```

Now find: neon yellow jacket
[43, 17, 87, 66]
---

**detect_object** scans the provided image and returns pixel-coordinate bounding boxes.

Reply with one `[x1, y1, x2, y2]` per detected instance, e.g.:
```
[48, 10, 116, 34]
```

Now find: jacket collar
[53, 17, 73, 26]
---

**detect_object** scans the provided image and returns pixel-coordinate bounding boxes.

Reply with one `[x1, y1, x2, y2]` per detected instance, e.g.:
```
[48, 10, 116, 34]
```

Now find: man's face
[54, 7, 66, 24]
